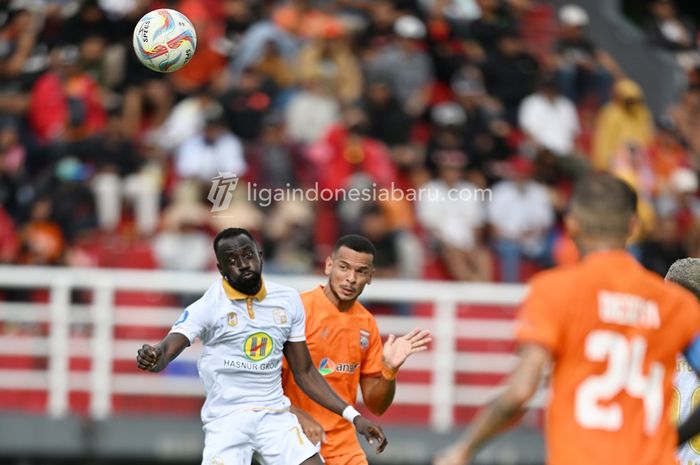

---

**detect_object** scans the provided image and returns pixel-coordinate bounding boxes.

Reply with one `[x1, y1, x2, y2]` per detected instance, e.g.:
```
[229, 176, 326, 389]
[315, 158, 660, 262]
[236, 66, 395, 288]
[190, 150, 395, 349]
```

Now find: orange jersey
[282, 286, 384, 463]
[516, 250, 700, 465]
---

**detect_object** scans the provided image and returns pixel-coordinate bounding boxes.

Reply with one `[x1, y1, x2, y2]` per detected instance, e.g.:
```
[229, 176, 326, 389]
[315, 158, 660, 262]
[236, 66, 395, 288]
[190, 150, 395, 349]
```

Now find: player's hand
[353, 416, 387, 454]
[136, 344, 163, 372]
[382, 328, 432, 371]
[433, 443, 471, 465]
[293, 409, 325, 445]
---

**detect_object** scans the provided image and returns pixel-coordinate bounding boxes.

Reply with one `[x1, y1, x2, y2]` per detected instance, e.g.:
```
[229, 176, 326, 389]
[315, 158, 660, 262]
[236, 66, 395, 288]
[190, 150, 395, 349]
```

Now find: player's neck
[576, 239, 628, 257]
[323, 284, 354, 312]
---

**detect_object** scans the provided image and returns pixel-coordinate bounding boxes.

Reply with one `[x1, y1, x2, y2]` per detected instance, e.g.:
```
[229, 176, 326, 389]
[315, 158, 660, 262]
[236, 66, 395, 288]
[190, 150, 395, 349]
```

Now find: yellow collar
[222, 277, 267, 301]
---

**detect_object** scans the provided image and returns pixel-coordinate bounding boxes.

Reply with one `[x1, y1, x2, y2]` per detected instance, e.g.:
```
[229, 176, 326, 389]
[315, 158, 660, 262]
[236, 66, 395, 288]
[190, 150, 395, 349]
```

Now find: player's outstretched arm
[136, 333, 190, 373]
[284, 340, 388, 453]
[433, 344, 550, 465]
[361, 328, 432, 415]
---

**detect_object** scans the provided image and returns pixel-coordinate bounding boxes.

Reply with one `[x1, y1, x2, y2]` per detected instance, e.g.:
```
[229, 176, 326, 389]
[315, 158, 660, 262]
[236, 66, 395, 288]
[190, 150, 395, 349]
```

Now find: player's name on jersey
[598, 290, 660, 329]
[678, 357, 694, 373]
[223, 359, 279, 371]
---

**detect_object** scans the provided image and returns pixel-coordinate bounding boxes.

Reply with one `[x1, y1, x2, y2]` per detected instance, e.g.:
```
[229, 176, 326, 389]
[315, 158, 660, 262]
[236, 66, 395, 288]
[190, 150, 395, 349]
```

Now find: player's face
[325, 246, 374, 302]
[216, 235, 263, 294]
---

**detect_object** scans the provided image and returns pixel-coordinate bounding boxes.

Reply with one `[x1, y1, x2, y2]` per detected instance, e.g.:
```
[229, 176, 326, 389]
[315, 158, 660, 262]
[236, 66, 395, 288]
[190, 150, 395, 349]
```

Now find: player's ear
[324, 256, 333, 276]
[626, 214, 639, 242]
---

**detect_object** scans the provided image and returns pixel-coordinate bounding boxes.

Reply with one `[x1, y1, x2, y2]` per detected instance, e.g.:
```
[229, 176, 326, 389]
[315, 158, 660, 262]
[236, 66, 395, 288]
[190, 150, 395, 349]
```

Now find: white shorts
[202, 409, 321, 465]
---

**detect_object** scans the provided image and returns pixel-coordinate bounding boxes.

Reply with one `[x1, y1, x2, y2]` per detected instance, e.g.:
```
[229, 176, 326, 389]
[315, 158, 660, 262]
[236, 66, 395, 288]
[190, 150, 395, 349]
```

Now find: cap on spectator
[431, 102, 466, 126]
[434, 149, 468, 168]
[394, 15, 426, 39]
[559, 4, 589, 26]
[614, 79, 643, 100]
[670, 167, 698, 194]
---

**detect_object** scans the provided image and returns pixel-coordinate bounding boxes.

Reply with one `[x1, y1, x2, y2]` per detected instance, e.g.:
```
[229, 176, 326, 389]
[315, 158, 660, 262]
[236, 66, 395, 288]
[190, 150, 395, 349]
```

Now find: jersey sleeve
[170, 298, 210, 345]
[287, 292, 306, 343]
[515, 276, 562, 354]
[361, 317, 384, 376]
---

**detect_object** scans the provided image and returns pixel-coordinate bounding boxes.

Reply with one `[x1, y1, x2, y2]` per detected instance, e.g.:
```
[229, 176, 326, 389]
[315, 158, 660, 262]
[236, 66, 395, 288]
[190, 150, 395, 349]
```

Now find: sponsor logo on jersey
[243, 332, 274, 361]
[227, 312, 238, 327]
[174, 310, 189, 326]
[210, 457, 224, 465]
[272, 308, 288, 325]
[318, 357, 358, 376]
[359, 329, 370, 349]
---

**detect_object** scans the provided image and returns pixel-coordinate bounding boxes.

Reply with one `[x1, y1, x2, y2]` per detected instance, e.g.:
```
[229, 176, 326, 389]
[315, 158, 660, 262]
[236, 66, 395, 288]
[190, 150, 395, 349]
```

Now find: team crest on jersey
[272, 308, 288, 325]
[210, 457, 224, 465]
[227, 312, 238, 327]
[359, 329, 370, 349]
[243, 332, 274, 361]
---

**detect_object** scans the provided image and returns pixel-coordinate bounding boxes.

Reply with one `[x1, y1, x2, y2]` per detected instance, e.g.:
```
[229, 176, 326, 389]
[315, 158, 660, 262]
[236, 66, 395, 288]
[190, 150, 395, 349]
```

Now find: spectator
[298, 21, 363, 104]
[28, 46, 107, 146]
[481, 29, 539, 124]
[451, 69, 511, 174]
[518, 75, 580, 158]
[668, 85, 700, 166]
[363, 15, 434, 117]
[467, 0, 518, 55]
[648, 116, 689, 193]
[488, 157, 554, 283]
[174, 102, 247, 183]
[417, 149, 491, 281]
[645, 0, 700, 71]
[218, 67, 272, 142]
[284, 72, 340, 145]
[592, 78, 653, 171]
[553, 4, 621, 105]
[246, 111, 300, 189]
[261, 200, 315, 274]
[425, 102, 469, 176]
[364, 76, 414, 147]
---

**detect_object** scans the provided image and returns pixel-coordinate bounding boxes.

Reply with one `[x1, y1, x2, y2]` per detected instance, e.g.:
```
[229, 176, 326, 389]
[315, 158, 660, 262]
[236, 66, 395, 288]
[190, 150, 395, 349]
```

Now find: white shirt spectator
[488, 180, 554, 255]
[519, 92, 580, 155]
[416, 179, 485, 250]
[175, 132, 247, 181]
[285, 91, 339, 144]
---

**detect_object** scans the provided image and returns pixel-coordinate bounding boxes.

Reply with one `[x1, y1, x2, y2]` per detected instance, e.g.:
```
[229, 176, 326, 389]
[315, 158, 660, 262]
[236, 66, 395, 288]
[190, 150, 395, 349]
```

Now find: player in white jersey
[136, 228, 387, 465]
[667, 258, 700, 464]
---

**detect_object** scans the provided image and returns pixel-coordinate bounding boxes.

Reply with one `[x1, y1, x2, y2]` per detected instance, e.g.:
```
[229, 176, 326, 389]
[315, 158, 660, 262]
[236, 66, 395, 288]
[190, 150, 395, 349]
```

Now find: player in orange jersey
[434, 173, 700, 465]
[282, 234, 432, 465]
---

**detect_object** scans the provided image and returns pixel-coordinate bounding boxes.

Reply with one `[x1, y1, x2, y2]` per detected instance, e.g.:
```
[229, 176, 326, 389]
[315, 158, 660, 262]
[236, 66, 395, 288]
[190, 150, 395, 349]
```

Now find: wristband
[342, 405, 361, 424]
[381, 365, 398, 381]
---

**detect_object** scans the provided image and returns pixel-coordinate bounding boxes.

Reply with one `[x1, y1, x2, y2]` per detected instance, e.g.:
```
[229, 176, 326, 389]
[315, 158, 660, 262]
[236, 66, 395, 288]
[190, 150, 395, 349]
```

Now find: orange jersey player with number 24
[282, 234, 432, 465]
[435, 173, 700, 465]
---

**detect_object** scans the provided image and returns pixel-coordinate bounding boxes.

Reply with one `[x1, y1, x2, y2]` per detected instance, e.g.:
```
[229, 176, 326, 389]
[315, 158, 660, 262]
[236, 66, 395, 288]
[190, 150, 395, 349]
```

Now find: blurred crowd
[1, 0, 700, 286]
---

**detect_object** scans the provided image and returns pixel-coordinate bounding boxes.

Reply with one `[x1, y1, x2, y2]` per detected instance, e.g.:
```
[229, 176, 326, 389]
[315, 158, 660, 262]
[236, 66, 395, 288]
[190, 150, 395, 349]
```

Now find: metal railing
[0, 266, 528, 431]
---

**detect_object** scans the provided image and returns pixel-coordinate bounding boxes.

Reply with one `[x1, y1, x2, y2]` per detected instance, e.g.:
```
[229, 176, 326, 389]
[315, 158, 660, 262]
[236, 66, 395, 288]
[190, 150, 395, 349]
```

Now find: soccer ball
[132, 9, 197, 73]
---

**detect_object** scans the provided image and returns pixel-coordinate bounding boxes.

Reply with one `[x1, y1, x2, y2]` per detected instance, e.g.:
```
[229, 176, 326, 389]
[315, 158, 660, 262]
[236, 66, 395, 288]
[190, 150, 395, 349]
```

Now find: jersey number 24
[574, 330, 665, 435]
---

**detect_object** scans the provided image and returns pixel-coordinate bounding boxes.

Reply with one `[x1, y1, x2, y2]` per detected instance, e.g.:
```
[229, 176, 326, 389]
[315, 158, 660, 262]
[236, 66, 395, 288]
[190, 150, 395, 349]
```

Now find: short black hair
[666, 258, 700, 300]
[213, 228, 256, 254]
[333, 234, 376, 259]
[570, 172, 638, 238]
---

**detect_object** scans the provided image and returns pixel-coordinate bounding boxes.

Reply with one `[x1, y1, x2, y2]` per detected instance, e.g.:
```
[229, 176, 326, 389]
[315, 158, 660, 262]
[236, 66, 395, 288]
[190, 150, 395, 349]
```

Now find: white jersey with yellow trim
[170, 277, 306, 425]
[676, 355, 700, 464]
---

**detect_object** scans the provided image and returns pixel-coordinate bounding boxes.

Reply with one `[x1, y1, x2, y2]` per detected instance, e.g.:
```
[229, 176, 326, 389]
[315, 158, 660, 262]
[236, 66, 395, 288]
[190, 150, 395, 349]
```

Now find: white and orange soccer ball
[132, 8, 197, 73]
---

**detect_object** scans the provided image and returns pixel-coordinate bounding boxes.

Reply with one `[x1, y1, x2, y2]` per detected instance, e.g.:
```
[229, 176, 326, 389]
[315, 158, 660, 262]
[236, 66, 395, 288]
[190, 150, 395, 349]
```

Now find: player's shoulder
[527, 262, 583, 295]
